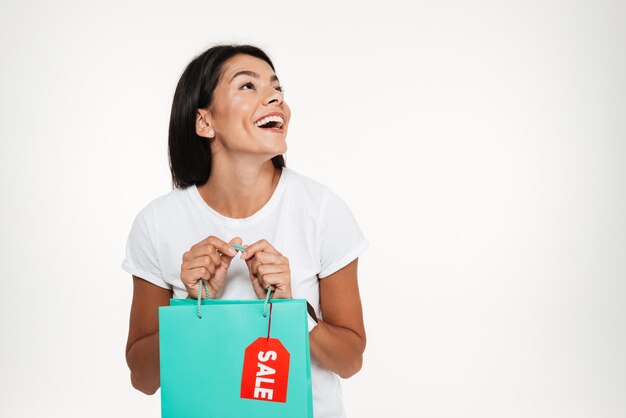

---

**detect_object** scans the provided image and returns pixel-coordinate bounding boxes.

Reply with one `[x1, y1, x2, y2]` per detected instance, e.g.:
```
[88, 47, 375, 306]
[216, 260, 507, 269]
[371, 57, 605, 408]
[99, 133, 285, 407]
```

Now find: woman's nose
[263, 86, 284, 105]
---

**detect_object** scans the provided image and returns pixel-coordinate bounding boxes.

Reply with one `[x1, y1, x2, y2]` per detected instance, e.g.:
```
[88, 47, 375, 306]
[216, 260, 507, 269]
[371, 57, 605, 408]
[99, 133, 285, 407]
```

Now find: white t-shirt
[121, 166, 369, 418]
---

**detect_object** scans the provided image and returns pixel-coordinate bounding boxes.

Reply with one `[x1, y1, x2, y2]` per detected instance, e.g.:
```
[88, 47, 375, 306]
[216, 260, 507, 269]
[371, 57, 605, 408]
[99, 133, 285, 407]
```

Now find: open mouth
[255, 120, 284, 130]
[253, 113, 285, 132]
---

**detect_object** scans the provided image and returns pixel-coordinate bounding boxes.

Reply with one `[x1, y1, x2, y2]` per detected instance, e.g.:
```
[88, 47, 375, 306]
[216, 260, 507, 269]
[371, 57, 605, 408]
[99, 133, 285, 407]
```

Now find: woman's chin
[268, 145, 288, 157]
[254, 137, 287, 155]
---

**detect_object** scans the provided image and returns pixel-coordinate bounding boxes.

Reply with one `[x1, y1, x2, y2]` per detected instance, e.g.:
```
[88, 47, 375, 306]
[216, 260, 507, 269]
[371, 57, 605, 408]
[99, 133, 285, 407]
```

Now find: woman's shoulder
[283, 166, 336, 201]
[284, 167, 351, 215]
[131, 186, 191, 222]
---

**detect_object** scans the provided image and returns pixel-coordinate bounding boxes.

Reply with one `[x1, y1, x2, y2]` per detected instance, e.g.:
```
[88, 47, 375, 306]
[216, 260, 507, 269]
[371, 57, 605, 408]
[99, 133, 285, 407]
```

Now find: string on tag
[266, 302, 273, 341]
[263, 285, 274, 340]
[197, 279, 210, 319]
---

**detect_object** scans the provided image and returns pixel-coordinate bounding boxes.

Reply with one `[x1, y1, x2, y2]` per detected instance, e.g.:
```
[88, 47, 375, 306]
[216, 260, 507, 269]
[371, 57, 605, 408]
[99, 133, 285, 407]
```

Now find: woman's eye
[240, 82, 285, 93]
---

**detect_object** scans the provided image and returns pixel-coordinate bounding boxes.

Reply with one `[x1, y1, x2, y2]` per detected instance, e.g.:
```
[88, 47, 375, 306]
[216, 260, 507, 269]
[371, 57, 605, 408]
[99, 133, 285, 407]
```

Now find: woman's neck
[197, 159, 281, 219]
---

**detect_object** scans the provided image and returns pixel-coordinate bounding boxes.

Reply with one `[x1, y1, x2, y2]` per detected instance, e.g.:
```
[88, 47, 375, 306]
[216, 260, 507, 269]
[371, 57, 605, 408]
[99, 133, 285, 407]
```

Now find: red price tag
[240, 337, 290, 403]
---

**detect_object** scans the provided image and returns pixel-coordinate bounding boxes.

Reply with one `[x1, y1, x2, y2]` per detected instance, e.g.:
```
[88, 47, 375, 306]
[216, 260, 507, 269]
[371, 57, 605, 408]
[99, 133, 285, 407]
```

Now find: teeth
[254, 115, 284, 128]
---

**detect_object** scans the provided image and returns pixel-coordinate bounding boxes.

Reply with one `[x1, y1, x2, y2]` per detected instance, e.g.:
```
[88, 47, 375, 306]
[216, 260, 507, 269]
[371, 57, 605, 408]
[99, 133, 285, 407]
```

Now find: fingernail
[241, 251, 247, 258]
[228, 248, 237, 255]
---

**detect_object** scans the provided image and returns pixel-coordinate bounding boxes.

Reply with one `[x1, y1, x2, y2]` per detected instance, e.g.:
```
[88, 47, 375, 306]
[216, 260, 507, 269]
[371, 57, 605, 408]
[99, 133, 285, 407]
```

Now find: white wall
[1, 1, 624, 417]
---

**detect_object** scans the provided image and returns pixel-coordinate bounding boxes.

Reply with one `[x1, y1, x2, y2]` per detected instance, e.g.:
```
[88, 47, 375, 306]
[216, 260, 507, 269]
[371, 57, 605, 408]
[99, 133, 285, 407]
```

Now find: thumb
[220, 236, 243, 268]
[229, 236, 243, 245]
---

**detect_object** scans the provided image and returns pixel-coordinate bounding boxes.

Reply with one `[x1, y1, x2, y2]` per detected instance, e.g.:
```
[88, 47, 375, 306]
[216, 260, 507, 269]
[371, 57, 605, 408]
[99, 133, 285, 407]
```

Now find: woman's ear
[196, 109, 215, 138]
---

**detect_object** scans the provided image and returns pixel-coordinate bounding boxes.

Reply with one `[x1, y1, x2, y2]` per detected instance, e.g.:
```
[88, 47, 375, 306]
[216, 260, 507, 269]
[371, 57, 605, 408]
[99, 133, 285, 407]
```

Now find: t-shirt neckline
[188, 167, 290, 226]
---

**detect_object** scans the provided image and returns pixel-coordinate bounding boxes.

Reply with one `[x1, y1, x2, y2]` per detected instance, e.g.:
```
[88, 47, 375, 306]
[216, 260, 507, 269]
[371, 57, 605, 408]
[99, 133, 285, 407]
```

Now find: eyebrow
[230, 70, 279, 84]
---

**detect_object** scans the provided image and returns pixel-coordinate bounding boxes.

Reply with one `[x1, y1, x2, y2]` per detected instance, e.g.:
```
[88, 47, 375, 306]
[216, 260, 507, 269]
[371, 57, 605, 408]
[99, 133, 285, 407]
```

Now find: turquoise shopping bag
[158, 294, 314, 418]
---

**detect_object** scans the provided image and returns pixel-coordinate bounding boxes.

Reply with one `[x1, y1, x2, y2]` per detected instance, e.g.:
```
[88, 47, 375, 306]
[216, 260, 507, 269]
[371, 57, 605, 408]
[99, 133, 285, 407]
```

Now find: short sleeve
[317, 190, 369, 278]
[121, 206, 171, 290]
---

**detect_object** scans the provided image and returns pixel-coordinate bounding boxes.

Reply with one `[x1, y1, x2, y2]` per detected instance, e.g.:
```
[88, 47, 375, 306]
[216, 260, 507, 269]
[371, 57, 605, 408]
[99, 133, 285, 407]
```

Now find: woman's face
[198, 54, 291, 159]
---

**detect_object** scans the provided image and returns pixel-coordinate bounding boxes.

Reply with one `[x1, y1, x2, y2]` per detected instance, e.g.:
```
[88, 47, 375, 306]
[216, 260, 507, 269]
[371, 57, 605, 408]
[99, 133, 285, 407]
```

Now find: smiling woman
[167, 46, 289, 190]
[122, 44, 369, 418]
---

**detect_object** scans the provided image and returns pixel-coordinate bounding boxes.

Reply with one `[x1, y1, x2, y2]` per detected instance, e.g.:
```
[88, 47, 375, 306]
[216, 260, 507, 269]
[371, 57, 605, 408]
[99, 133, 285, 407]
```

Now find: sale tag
[240, 337, 290, 403]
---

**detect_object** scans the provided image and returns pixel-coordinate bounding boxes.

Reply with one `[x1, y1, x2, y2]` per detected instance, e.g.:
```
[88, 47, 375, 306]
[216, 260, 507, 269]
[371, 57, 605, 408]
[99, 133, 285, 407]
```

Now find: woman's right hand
[180, 236, 242, 299]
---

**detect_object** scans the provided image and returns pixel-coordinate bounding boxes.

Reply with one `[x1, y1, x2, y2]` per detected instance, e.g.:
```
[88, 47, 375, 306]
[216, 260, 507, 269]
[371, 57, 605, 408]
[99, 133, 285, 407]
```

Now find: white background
[1, 1, 625, 417]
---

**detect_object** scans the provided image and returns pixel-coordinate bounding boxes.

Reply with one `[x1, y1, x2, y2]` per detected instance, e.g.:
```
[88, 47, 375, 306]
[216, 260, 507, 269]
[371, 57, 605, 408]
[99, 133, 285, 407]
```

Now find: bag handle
[196, 280, 274, 320]
[196, 279, 210, 319]
[231, 242, 274, 318]
[263, 285, 274, 318]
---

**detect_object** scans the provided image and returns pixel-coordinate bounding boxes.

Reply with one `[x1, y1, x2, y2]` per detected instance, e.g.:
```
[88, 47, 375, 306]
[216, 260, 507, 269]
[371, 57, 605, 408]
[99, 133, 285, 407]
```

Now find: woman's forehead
[222, 55, 276, 81]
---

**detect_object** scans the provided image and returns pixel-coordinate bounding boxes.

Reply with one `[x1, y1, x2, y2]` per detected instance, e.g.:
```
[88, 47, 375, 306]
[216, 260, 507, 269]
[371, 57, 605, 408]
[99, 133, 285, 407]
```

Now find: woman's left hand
[241, 239, 292, 299]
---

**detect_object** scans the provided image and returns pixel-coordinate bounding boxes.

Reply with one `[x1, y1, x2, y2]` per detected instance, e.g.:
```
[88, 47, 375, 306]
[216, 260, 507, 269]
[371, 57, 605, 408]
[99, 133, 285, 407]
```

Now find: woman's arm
[125, 275, 173, 395]
[309, 258, 366, 378]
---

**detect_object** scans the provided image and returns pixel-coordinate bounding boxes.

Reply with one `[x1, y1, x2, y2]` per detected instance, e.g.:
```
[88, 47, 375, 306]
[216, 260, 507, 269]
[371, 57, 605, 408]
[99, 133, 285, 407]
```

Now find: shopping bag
[158, 293, 314, 418]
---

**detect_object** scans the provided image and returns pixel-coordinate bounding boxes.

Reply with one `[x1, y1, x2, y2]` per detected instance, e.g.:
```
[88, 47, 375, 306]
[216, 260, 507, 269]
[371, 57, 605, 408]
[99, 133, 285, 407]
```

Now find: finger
[189, 236, 238, 258]
[250, 251, 287, 266]
[186, 243, 224, 267]
[220, 236, 243, 268]
[259, 272, 290, 291]
[257, 263, 285, 277]
[183, 255, 217, 275]
[180, 266, 210, 295]
[209, 236, 240, 257]
[245, 258, 266, 283]
[183, 243, 215, 261]
[251, 278, 265, 299]
[251, 255, 288, 280]
[205, 245, 222, 267]
[241, 239, 280, 260]
[248, 257, 262, 277]
[188, 235, 222, 252]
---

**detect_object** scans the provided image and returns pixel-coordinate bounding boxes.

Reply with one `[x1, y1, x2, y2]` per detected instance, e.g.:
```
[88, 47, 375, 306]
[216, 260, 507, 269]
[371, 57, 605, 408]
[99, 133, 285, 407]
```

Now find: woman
[122, 44, 369, 418]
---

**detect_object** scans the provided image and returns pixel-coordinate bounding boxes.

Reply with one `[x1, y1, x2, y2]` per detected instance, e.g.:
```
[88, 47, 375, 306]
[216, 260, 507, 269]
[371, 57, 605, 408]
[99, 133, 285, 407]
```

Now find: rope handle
[196, 282, 272, 320]
[194, 242, 273, 320]
[196, 279, 210, 319]
[230, 242, 274, 318]
[195, 241, 236, 319]
[230, 243, 247, 252]
[263, 285, 274, 318]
